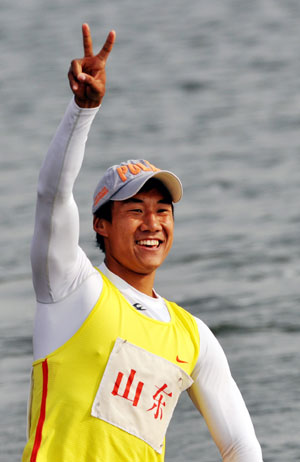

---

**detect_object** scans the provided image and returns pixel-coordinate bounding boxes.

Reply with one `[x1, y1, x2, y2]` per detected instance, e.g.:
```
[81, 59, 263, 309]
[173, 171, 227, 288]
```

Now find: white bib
[91, 338, 193, 453]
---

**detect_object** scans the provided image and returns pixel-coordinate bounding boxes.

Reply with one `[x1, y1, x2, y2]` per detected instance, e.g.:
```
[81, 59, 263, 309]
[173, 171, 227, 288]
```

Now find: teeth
[137, 240, 160, 247]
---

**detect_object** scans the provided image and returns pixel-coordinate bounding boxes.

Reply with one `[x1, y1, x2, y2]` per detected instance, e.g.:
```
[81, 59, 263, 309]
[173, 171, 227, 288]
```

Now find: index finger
[82, 23, 94, 57]
[96, 30, 116, 62]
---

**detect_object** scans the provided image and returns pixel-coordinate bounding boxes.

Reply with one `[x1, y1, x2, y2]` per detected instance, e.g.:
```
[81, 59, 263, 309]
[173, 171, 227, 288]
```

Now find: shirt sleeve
[31, 98, 100, 303]
[189, 317, 263, 462]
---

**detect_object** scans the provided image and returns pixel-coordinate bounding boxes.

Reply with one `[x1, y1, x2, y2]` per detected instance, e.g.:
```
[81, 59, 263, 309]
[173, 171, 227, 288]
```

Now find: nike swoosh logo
[176, 355, 188, 364]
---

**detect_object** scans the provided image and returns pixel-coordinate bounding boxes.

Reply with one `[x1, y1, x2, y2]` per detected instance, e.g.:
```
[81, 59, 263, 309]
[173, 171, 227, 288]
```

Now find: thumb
[78, 73, 89, 83]
[78, 72, 105, 104]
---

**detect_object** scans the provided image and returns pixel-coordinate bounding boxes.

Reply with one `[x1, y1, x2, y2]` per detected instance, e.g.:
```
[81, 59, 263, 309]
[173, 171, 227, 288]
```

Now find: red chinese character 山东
[147, 384, 173, 420]
[111, 369, 144, 407]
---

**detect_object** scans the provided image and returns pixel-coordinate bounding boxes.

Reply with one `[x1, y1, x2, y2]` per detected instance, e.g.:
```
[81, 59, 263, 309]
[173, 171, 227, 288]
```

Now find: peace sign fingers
[82, 23, 116, 62]
[82, 23, 94, 58]
[96, 29, 116, 63]
[68, 24, 116, 108]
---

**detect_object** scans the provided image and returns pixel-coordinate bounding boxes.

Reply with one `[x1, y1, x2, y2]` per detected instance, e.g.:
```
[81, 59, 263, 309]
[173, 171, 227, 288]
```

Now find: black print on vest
[133, 303, 146, 311]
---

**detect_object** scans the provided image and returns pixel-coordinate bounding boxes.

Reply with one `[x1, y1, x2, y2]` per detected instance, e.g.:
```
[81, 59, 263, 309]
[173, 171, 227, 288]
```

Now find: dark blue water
[1, 1, 300, 460]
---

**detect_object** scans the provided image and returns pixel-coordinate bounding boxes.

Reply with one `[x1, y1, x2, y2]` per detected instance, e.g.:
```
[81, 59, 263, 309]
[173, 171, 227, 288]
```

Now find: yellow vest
[23, 273, 200, 462]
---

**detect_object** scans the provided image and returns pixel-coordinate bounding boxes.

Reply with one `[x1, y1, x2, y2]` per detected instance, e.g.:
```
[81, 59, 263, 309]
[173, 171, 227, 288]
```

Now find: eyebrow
[123, 198, 143, 204]
[123, 198, 172, 205]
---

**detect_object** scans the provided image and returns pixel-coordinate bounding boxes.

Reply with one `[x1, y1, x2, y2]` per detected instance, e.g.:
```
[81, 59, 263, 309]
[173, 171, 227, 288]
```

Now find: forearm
[37, 98, 99, 199]
[189, 318, 263, 461]
[31, 98, 99, 303]
[189, 379, 262, 461]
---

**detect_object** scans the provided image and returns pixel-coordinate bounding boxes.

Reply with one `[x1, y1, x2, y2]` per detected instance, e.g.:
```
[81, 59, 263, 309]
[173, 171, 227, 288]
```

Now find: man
[22, 24, 263, 462]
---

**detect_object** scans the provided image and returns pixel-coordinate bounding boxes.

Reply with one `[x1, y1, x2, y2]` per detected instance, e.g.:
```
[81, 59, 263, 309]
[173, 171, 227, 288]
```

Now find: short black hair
[94, 178, 174, 254]
[94, 200, 114, 253]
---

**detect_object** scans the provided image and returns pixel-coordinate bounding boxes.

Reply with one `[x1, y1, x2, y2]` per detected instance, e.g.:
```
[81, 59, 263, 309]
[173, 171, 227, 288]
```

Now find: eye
[157, 207, 172, 214]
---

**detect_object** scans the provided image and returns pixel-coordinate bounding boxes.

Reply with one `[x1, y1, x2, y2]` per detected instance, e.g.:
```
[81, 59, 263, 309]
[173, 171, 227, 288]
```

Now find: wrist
[74, 96, 102, 108]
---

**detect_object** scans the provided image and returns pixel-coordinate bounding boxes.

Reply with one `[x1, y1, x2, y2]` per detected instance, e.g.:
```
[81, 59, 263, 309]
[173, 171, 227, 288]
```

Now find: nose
[139, 212, 162, 233]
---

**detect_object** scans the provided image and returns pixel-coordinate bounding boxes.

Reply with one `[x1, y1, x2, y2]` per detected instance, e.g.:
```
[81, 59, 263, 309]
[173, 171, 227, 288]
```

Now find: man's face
[95, 188, 174, 281]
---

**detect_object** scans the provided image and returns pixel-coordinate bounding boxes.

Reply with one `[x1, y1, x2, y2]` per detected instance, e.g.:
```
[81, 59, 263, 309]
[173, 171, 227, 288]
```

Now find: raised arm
[31, 25, 115, 303]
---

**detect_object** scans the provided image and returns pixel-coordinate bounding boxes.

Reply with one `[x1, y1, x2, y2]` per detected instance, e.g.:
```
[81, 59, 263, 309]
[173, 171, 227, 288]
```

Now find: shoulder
[190, 315, 231, 379]
[166, 299, 198, 327]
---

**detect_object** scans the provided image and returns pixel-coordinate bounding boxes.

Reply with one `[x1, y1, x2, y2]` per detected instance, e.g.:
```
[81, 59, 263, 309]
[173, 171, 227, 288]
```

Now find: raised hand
[68, 23, 116, 108]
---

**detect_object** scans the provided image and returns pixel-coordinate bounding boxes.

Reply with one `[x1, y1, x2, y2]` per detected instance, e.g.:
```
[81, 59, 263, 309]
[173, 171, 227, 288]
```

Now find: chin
[137, 260, 164, 274]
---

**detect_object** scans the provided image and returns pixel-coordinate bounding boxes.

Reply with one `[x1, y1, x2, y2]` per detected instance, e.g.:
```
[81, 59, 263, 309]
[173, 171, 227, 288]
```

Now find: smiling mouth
[136, 239, 162, 248]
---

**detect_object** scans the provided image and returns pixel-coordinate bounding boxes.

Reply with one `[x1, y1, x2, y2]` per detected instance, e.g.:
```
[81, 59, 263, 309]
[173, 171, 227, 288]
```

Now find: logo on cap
[116, 160, 160, 183]
[93, 160, 161, 209]
[92, 159, 182, 214]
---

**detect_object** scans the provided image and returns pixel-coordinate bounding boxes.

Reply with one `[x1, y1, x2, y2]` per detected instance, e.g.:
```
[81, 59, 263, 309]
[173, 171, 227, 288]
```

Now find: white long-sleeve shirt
[30, 98, 263, 461]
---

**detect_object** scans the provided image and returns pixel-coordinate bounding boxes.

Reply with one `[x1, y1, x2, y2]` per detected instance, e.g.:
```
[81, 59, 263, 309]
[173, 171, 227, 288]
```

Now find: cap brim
[110, 170, 182, 203]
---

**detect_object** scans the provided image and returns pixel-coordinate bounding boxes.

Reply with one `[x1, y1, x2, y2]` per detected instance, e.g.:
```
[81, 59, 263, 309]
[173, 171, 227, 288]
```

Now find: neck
[104, 259, 156, 297]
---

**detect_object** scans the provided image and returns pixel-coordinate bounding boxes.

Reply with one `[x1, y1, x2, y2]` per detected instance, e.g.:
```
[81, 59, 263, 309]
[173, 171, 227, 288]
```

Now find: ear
[93, 216, 109, 237]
